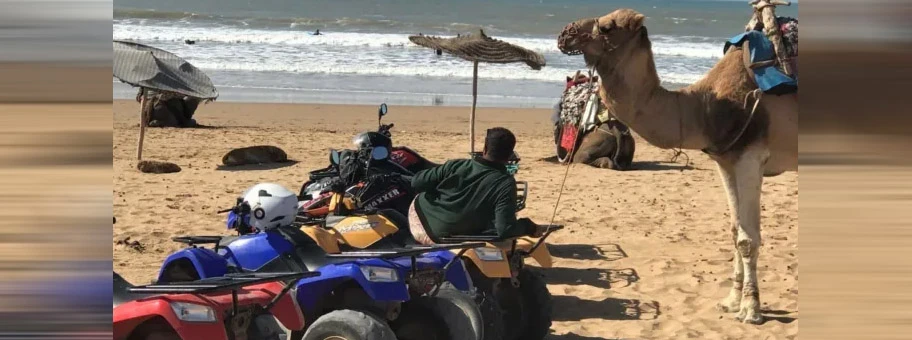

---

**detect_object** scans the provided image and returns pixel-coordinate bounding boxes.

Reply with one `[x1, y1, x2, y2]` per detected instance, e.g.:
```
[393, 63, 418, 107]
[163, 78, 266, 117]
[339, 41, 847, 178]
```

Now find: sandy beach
[113, 99, 797, 339]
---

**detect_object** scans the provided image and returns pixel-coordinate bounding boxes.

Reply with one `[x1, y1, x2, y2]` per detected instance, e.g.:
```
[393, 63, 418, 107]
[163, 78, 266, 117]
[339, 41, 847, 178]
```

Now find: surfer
[312, 29, 322, 36]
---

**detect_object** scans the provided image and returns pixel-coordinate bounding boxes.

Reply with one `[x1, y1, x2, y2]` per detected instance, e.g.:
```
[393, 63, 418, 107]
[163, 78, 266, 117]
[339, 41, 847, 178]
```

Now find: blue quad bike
[156, 204, 487, 340]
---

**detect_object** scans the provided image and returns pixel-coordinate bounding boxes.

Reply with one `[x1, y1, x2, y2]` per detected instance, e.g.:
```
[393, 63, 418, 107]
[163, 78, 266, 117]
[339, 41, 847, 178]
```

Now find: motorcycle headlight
[360, 266, 399, 282]
[474, 247, 505, 261]
[170, 302, 217, 322]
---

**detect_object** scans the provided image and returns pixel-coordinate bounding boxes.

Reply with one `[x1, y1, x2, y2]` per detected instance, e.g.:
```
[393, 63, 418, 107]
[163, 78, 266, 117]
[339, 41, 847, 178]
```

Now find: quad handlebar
[172, 235, 224, 245]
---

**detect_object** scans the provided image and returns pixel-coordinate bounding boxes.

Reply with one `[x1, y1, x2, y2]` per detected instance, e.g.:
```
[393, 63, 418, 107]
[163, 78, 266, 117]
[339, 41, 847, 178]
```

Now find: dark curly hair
[484, 127, 516, 163]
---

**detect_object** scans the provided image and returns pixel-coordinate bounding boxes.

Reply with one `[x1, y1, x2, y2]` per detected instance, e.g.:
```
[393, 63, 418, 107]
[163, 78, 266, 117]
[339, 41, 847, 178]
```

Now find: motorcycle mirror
[379, 103, 388, 117]
[330, 150, 340, 165]
[371, 146, 389, 161]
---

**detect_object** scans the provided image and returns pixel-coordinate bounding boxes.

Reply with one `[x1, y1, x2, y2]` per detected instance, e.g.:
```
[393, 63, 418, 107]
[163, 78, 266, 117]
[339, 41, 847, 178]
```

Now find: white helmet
[239, 183, 298, 231]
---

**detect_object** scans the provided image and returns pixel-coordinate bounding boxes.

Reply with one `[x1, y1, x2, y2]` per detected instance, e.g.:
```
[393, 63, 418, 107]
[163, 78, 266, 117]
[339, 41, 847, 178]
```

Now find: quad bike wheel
[460, 265, 507, 340]
[141, 331, 180, 340]
[495, 269, 554, 340]
[391, 300, 448, 340]
[474, 286, 506, 340]
[302, 309, 396, 340]
[128, 320, 180, 340]
[394, 286, 485, 340]
[515, 269, 553, 340]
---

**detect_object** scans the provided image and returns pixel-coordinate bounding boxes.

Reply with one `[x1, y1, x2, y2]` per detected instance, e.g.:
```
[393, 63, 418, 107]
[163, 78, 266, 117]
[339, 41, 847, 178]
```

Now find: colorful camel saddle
[725, 17, 798, 95]
[558, 82, 601, 151]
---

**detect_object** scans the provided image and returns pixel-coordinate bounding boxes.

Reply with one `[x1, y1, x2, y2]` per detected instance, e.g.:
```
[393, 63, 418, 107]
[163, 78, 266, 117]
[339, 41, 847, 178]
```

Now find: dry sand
[113, 100, 797, 339]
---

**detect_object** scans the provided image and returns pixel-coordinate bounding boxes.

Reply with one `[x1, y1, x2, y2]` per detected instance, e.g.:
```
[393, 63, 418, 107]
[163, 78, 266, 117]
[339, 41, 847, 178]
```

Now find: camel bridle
[557, 19, 642, 57]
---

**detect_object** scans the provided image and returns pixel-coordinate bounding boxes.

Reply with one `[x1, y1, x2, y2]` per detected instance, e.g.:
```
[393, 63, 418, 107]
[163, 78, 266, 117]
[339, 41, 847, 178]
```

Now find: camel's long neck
[594, 41, 709, 150]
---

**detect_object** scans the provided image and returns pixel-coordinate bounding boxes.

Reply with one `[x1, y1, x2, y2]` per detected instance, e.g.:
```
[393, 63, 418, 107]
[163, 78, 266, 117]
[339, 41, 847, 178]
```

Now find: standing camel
[557, 9, 798, 324]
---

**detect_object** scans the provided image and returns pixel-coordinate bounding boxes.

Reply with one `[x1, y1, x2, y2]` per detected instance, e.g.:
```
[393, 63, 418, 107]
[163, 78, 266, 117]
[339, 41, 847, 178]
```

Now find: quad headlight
[474, 247, 505, 261]
[170, 302, 217, 322]
[360, 266, 399, 282]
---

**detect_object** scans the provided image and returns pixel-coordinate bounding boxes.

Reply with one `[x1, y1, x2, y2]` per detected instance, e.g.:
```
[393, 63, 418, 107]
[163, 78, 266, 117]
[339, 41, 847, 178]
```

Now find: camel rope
[669, 108, 691, 167]
[717, 88, 763, 155]
[547, 67, 599, 227]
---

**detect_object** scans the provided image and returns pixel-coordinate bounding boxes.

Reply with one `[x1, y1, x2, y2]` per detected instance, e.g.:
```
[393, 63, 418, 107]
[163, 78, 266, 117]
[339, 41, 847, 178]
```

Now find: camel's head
[557, 9, 647, 65]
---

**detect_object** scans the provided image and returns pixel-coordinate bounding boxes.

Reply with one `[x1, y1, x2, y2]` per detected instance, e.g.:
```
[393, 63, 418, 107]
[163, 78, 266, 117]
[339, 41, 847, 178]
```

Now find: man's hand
[530, 224, 550, 238]
[519, 218, 549, 237]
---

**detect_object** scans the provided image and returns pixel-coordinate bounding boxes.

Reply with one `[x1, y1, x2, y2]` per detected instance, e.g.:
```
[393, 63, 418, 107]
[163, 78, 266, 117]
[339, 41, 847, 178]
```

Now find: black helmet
[352, 131, 392, 150]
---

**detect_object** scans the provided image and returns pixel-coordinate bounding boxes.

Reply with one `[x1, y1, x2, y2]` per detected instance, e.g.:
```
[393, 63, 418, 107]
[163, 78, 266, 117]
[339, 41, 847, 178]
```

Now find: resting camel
[557, 9, 798, 324]
[554, 73, 636, 169]
[566, 118, 635, 169]
[554, 111, 636, 169]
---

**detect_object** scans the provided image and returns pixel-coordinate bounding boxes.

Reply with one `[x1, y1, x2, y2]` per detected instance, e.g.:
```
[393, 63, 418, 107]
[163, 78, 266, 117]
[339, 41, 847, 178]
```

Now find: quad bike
[157, 182, 485, 340]
[296, 146, 506, 340]
[437, 224, 565, 340]
[297, 146, 552, 340]
[310, 175, 563, 340]
[113, 271, 313, 340]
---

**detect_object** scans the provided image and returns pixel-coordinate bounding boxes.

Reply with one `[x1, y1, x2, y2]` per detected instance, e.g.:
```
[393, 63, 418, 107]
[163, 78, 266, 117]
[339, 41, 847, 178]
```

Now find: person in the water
[313, 29, 322, 35]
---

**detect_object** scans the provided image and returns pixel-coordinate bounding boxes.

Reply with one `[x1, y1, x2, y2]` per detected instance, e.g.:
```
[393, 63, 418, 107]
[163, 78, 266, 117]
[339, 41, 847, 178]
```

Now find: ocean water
[112, 0, 797, 108]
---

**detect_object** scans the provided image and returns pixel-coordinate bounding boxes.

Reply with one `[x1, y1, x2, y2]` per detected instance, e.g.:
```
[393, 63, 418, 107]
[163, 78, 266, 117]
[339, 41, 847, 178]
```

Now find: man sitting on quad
[407, 127, 545, 245]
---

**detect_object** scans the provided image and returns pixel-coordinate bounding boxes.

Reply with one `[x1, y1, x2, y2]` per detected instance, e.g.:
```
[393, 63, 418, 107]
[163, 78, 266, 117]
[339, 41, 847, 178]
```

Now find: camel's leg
[732, 144, 768, 324]
[716, 160, 744, 313]
[589, 156, 617, 169]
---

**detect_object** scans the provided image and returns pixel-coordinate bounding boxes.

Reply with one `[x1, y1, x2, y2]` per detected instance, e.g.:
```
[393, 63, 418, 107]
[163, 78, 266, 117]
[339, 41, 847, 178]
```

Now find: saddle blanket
[724, 30, 797, 95]
[560, 124, 579, 151]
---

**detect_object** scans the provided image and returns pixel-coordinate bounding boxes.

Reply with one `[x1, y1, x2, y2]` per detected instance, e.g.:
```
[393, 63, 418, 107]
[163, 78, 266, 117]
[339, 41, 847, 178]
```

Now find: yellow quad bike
[298, 191, 510, 340]
[437, 224, 565, 340]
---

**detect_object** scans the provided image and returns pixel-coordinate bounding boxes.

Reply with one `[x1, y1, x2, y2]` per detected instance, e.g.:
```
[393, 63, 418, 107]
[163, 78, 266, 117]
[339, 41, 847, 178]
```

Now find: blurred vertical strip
[801, 1, 912, 339]
[0, 0, 112, 339]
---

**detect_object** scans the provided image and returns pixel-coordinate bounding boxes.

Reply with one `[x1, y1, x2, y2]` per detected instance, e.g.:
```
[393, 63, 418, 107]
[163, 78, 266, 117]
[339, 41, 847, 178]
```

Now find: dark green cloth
[412, 158, 528, 240]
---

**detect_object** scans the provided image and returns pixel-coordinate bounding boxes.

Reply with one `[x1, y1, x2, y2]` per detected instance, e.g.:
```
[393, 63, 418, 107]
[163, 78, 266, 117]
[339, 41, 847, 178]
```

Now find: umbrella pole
[470, 60, 478, 154]
[137, 95, 147, 160]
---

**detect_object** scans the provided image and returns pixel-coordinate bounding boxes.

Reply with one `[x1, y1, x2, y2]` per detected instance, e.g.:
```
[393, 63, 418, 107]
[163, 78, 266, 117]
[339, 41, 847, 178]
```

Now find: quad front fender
[456, 246, 511, 279]
[293, 261, 409, 314]
[385, 250, 474, 292]
[516, 237, 553, 268]
[157, 247, 228, 283]
[426, 250, 473, 291]
[113, 299, 227, 340]
[253, 282, 306, 332]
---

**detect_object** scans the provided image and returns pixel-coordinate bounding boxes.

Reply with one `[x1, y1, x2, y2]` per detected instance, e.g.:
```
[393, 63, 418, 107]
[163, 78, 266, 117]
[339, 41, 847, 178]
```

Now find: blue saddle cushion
[724, 31, 797, 95]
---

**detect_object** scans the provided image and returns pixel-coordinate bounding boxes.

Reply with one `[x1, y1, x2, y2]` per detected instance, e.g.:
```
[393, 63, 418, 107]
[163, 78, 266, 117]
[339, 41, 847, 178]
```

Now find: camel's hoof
[716, 301, 740, 313]
[717, 293, 742, 313]
[734, 308, 764, 325]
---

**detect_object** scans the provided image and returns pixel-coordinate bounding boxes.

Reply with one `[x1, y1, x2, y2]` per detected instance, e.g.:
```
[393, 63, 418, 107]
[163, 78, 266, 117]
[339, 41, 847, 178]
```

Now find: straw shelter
[113, 40, 218, 160]
[409, 29, 545, 152]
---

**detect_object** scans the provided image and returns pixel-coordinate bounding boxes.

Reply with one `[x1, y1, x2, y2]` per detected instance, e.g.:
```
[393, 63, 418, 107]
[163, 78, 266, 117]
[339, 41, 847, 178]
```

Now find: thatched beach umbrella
[409, 29, 545, 153]
[113, 40, 218, 160]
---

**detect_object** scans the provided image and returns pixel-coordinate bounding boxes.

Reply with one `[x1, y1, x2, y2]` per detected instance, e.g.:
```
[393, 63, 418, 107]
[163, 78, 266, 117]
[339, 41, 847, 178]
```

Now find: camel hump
[137, 160, 182, 174]
[222, 145, 288, 166]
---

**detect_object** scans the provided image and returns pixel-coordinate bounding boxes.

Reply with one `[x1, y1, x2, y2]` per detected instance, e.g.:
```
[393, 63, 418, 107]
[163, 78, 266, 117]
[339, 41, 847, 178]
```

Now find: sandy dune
[113, 100, 797, 339]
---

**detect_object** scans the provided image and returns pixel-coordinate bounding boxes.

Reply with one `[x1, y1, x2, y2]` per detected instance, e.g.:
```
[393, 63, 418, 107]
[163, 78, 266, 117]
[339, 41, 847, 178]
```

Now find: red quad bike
[113, 271, 316, 340]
